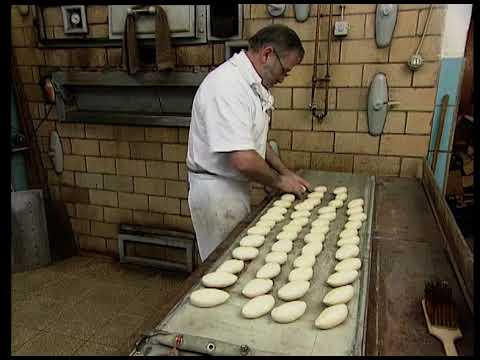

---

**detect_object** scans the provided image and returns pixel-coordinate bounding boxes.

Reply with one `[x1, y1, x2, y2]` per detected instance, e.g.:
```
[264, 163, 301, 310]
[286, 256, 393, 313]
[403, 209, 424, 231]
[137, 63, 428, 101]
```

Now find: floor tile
[13, 330, 86, 356]
[74, 341, 123, 356]
[11, 325, 42, 353]
[90, 312, 146, 349]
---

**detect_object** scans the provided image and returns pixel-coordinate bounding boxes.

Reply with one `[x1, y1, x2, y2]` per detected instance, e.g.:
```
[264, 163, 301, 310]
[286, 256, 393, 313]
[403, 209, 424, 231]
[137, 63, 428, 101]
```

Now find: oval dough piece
[339, 228, 357, 239]
[323, 285, 354, 305]
[314, 185, 327, 192]
[190, 288, 230, 308]
[344, 220, 362, 230]
[326, 270, 359, 287]
[242, 278, 274, 298]
[302, 242, 323, 256]
[311, 218, 330, 227]
[240, 234, 265, 248]
[337, 235, 360, 246]
[291, 217, 309, 227]
[293, 254, 316, 268]
[267, 207, 287, 215]
[217, 259, 244, 274]
[336, 192, 348, 201]
[328, 199, 343, 208]
[247, 225, 270, 236]
[346, 206, 363, 216]
[335, 258, 362, 272]
[202, 272, 238, 288]
[273, 200, 291, 208]
[304, 232, 325, 244]
[265, 251, 288, 265]
[294, 202, 314, 211]
[347, 198, 364, 209]
[291, 210, 311, 219]
[348, 213, 367, 222]
[336, 244, 360, 260]
[318, 206, 336, 215]
[271, 301, 307, 323]
[256, 262, 281, 279]
[333, 186, 347, 194]
[256, 219, 275, 230]
[276, 231, 297, 242]
[278, 281, 310, 301]
[282, 223, 303, 233]
[310, 224, 329, 235]
[272, 240, 293, 253]
[281, 194, 295, 202]
[308, 192, 324, 199]
[305, 198, 321, 206]
[260, 213, 284, 222]
[232, 246, 259, 260]
[318, 212, 336, 221]
[241, 294, 275, 319]
[288, 267, 313, 282]
[315, 304, 348, 329]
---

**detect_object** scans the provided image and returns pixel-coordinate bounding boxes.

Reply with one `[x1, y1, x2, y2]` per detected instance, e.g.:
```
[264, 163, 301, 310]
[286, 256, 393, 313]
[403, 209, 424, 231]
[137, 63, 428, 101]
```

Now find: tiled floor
[11, 255, 189, 356]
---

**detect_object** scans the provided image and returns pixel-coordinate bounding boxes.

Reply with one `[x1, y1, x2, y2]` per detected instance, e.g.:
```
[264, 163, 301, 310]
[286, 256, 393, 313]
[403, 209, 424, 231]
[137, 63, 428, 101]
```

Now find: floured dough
[291, 217, 309, 227]
[256, 219, 276, 230]
[344, 220, 362, 230]
[278, 281, 310, 301]
[318, 206, 336, 215]
[240, 234, 265, 247]
[311, 218, 330, 227]
[333, 186, 347, 194]
[288, 267, 313, 282]
[304, 232, 325, 244]
[335, 244, 360, 260]
[347, 198, 364, 209]
[304, 198, 321, 206]
[310, 224, 329, 235]
[339, 228, 357, 238]
[247, 225, 270, 236]
[232, 246, 259, 260]
[308, 192, 324, 199]
[318, 212, 336, 221]
[314, 185, 327, 193]
[276, 231, 297, 242]
[337, 235, 360, 246]
[273, 200, 292, 208]
[302, 242, 323, 256]
[202, 272, 238, 288]
[267, 206, 288, 215]
[217, 259, 244, 274]
[241, 294, 275, 319]
[272, 240, 293, 253]
[335, 258, 362, 272]
[315, 304, 348, 329]
[256, 262, 281, 279]
[348, 212, 367, 222]
[326, 270, 359, 287]
[260, 212, 284, 222]
[346, 206, 363, 216]
[291, 210, 311, 219]
[282, 223, 303, 233]
[190, 288, 230, 308]
[242, 278, 274, 298]
[271, 301, 307, 323]
[295, 202, 315, 211]
[336, 192, 348, 201]
[328, 199, 343, 208]
[281, 194, 295, 202]
[293, 254, 316, 268]
[323, 285, 354, 305]
[265, 251, 288, 265]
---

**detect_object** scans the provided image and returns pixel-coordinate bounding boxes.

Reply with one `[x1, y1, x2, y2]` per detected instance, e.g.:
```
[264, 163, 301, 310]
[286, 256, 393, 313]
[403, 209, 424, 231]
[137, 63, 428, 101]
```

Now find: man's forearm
[265, 143, 290, 175]
[229, 150, 280, 188]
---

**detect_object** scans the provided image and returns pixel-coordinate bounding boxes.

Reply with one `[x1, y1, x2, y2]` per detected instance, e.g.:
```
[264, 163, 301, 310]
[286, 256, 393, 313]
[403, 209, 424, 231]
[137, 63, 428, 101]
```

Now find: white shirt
[186, 50, 274, 182]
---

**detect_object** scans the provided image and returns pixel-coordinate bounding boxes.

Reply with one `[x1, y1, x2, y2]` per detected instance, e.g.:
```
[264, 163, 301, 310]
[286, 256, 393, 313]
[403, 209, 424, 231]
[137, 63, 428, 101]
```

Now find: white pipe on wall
[441, 4, 473, 59]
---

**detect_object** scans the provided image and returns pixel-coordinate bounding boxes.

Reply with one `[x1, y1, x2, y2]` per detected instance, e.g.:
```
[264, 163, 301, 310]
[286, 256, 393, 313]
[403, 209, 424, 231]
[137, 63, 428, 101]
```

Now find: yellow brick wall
[11, 4, 446, 258]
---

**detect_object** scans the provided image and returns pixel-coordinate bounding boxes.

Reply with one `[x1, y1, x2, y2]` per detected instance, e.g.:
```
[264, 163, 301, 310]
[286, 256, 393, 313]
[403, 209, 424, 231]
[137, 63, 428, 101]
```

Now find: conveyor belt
[133, 170, 375, 356]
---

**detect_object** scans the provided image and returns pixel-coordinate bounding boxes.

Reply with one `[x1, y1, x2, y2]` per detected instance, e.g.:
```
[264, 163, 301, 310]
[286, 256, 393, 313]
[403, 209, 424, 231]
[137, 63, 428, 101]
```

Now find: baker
[187, 24, 311, 262]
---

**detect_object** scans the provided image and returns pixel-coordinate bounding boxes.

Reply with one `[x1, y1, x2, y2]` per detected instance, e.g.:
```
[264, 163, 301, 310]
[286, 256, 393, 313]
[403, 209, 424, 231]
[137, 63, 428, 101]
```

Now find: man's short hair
[248, 24, 305, 60]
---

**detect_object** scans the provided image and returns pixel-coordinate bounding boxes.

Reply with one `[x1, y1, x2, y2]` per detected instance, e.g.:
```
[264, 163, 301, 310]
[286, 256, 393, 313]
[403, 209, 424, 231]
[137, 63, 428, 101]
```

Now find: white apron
[188, 172, 251, 262]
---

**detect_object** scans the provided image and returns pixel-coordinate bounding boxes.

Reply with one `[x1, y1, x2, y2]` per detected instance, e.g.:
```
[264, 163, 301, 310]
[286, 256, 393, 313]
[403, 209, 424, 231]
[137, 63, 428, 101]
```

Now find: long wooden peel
[431, 94, 449, 173]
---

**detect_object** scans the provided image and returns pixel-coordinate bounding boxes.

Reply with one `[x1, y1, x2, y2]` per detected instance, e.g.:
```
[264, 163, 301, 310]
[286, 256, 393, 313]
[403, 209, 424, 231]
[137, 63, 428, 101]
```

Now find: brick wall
[11, 4, 446, 258]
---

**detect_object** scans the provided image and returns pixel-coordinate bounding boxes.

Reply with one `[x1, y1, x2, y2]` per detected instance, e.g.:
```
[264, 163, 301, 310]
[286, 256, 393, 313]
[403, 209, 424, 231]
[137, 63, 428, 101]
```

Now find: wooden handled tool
[431, 95, 449, 173]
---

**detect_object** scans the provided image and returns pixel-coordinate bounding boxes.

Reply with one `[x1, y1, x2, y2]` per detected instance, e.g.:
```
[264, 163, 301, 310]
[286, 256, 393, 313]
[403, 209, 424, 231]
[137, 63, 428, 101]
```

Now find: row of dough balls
[314, 197, 366, 330]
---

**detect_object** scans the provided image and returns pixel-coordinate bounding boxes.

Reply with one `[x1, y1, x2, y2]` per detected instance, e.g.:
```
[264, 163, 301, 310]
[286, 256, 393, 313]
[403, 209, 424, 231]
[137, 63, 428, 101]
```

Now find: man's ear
[260, 46, 274, 65]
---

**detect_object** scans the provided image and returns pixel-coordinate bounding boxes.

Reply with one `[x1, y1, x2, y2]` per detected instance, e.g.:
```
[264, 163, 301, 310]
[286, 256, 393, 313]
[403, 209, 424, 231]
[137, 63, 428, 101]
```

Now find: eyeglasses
[271, 48, 289, 77]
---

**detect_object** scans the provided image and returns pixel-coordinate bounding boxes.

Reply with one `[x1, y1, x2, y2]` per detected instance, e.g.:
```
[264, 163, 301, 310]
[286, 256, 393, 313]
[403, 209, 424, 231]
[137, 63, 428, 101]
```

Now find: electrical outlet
[61, 5, 88, 34]
[334, 21, 349, 37]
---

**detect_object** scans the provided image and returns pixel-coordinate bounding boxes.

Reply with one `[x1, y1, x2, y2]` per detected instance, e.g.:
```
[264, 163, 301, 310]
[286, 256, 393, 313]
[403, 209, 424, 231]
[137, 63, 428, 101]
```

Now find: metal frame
[61, 5, 88, 34]
[206, 4, 243, 41]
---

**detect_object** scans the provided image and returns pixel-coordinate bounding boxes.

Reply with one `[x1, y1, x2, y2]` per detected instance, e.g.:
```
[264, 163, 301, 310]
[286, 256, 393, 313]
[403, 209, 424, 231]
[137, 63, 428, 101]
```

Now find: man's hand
[274, 170, 312, 199]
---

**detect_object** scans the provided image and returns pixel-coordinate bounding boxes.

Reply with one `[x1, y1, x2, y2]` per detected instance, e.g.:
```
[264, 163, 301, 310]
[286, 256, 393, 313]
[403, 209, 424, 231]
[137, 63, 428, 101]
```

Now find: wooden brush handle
[442, 339, 458, 356]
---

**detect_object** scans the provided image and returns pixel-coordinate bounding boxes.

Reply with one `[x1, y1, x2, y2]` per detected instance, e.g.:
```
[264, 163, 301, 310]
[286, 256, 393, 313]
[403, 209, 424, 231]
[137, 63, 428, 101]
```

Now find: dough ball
[318, 212, 336, 221]
[271, 240, 293, 253]
[293, 254, 316, 268]
[323, 285, 354, 306]
[344, 220, 362, 230]
[326, 270, 359, 287]
[314, 304, 348, 329]
[335, 244, 360, 260]
[302, 242, 323, 256]
[265, 251, 288, 265]
[328, 199, 343, 209]
[337, 235, 360, 247]
[347, 198, 364, 209]
[335, 258, 362, 272]
[232, 246, 259, 260]
[271, 301, 307, 323]
[282, 223, 303, 233]
[190, 288, 230, 308]
[314, 185, 327, 193]
[333, 186, 348, 195]
[304, 198, 321, 206]
[311, 218, 330, 227]
[278, 280, 310, 301]
[247, 225, 270, 236]
[273, 200, 292, 208]
[339, 228, 358, 239]
[291, 217, 309, 227]
[276, 231, 297, 242]
[294, 202, 315, 211]
[318, 206, 336, 215]
[310, 224, 329, 235]
[280, 193, 295, 202]
[256, 219, 276, 230]
[260, 212, 284, 222]
[291, 210, 311, 219]
[256, 262, 281, 279]
[242, 278, 274, 298]
[308, 192, 324, 199]
[241, 294, 275, 319]
[348, 213, 367, 222]
[346, 206, 364, 216]
[217, 259, 244, 274]
[335, 192, 348, 201]
[240, 234, 265, 247]
[201, 272, 238, 288]
[288, 267, 313, 282]
[267, 206, 288, 215]
[304, 232, 325, 244]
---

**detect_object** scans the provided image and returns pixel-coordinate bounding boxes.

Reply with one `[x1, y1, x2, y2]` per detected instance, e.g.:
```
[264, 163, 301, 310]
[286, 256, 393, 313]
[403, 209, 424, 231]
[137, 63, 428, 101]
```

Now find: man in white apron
[187, 25, 311, 262]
